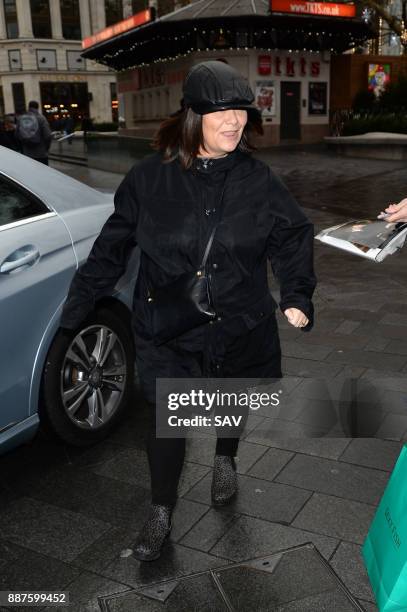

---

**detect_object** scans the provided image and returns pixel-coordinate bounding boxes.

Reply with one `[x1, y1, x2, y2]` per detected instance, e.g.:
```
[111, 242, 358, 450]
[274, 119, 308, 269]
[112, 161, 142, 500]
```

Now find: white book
[315, 219, 407, 262]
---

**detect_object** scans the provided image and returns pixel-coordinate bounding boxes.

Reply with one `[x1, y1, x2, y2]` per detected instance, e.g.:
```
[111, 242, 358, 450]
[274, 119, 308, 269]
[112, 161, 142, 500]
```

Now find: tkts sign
[258, 54, 321, 77]
[270, 0, 356, 17]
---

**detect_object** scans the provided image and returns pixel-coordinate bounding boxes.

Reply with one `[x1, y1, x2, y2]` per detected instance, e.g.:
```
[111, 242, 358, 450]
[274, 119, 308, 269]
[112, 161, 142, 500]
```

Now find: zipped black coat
[60, 148, 316, 404]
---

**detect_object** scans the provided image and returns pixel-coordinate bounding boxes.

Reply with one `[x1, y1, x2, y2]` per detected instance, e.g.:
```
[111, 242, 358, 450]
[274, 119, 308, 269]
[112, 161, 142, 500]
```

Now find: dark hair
[151, 107, 264, 170]
[28, 100, 39, 109]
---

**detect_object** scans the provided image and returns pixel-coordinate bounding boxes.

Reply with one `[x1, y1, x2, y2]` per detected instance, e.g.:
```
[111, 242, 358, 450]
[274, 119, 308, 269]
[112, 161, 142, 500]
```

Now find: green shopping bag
[362, 445, 407, 611]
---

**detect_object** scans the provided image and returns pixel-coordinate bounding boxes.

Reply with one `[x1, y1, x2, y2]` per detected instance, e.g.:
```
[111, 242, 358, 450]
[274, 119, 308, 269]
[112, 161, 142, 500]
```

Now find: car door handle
[0, 246, 40, 274]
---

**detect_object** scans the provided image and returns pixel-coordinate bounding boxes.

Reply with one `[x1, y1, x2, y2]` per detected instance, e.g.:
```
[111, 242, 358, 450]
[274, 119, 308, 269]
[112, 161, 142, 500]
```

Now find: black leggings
[146, 401, 248, 507]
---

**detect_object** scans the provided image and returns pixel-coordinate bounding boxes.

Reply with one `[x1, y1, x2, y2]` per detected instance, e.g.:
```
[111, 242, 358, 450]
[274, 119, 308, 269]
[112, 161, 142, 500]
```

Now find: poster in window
[368, 63, 391, 97]
[255, 81, 275, 117]
[308, 82, 327, 115]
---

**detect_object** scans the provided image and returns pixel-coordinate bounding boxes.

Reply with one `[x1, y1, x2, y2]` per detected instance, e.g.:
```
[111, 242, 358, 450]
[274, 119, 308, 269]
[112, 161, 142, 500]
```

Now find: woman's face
[200, 109, 248, 157]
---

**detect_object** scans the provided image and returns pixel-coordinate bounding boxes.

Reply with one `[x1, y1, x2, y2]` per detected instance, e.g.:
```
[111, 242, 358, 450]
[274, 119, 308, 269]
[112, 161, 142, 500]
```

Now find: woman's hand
[284, 307, 309, 328]
[382, 199, 407, 223]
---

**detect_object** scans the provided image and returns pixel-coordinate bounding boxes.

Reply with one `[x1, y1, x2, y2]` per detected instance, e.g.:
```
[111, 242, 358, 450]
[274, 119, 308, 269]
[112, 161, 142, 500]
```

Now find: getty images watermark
[155, 376, 407, 440]
[155, 378, 285, 438]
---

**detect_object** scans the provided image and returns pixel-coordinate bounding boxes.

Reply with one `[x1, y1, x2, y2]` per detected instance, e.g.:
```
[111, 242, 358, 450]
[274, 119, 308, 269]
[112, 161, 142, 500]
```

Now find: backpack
[17, 113, 41, 144]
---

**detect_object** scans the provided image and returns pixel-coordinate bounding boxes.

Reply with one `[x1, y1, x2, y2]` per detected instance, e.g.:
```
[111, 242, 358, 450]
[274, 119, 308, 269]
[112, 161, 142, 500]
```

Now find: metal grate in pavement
[100, 543, 365, 612]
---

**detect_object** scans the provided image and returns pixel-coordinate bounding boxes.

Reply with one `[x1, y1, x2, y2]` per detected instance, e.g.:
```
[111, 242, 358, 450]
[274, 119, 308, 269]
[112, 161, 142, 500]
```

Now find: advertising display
[368, 63, 391, 96]
[308, 82, 327, 115]
[255, 81, 276, 117]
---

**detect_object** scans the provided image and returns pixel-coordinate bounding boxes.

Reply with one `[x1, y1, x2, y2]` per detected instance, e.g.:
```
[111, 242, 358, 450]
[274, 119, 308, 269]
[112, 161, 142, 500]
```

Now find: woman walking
[60, 60, 316, 561]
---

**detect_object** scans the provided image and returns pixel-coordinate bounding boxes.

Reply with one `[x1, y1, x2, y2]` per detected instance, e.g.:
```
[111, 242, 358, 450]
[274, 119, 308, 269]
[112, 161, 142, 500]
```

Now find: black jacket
[60, 148, 316, 402]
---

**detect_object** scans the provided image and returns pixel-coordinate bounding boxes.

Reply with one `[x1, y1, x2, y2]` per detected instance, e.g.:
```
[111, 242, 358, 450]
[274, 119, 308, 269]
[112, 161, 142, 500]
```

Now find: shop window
[12, 82, 26, 114]
[39, 81, 89, 128]
[110, 82, 118, 122]
[8, 49, 22, 71]
[308, 82, 327, 115]
[30, 0, 52, 38]
[105, 0, 123, 26]
[3, 0, 18, 38]
[67, 50, 85, 71]
[61, 0, 81, 40]
[36, 49, 57, 70]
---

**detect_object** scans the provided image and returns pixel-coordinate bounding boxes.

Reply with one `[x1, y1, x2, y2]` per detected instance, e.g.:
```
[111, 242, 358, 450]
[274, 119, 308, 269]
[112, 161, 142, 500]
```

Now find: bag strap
[199, 170, 229, 270]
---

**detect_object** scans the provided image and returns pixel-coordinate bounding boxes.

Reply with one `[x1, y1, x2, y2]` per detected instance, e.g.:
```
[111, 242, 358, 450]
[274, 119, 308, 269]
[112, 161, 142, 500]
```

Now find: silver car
[0, 146, 139, 455]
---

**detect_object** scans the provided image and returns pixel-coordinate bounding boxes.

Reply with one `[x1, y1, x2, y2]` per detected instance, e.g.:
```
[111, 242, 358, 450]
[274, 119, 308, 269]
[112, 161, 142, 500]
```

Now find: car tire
[40, 307, 135, 446]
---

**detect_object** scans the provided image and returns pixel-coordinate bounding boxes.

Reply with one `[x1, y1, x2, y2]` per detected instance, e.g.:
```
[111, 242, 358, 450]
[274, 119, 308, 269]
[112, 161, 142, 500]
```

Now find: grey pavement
[1, 147, 407, 611]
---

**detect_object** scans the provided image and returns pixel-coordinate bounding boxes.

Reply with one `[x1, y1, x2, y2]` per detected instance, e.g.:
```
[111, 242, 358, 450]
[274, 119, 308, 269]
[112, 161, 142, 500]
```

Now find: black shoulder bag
[147, 171, 229, 346]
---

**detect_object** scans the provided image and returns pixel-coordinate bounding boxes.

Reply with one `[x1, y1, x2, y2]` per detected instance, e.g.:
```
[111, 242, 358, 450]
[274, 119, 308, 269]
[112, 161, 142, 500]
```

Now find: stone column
[16, 0, 33, 38]
[90, 0, 106, 32]
[0, 0, 7, 39]
[49, 0, 63, 38]
[79, 0, 92, 38]
[123, 0, 133, 19]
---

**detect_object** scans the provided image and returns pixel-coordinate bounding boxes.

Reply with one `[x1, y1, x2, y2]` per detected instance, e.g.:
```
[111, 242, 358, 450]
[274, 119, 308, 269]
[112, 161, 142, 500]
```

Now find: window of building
[110, 82, 118, 122]
[12, 82, 26, 114]
[36, 49, 57, 70]
[132, 0, 147, 13]
[4, 0, 18, 38]
[67, 50, 85, 70]
[30, 0, 52, 38]
[8, 49, 22, 71]
[60, 0, 81, 39]
[105, 0, 123, 26]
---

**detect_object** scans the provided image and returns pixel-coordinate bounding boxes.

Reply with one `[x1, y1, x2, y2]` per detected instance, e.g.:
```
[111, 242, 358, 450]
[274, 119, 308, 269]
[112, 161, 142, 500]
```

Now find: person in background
[16, 100, 52, 165]
[0, 114, 21, 152]
[63, 115, 75, 144]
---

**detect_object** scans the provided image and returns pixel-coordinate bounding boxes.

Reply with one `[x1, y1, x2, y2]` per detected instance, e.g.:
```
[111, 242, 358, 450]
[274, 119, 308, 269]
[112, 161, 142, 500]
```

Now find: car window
[0, 175, 49, 227]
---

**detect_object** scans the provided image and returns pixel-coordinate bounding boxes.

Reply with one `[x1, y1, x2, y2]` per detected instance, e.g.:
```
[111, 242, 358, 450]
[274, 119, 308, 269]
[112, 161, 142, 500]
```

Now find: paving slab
[275, 454, 389, 505]
[210, 515, 338, 561]
[326, 349, 407, 371]
[183, 472, 311, 524]
[246, 447, 295, 480]
[330, 542, 375, 603]
[0, 497, 111, 563]
[99, 543, 229, 590]
[42, 572, 129, 612]
[266, 438, 351, 460]
[185, 436, 270, 474]
[281, 341, 333, 361]
[179, 507, 239, 552]
[28, 465, 151, 529]
[338, 438, 403, 471]
[292, 493, 377, 545]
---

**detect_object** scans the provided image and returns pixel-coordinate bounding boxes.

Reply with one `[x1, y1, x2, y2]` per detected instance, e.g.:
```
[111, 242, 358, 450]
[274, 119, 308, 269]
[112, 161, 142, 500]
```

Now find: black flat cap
[182, 60, 261, 120]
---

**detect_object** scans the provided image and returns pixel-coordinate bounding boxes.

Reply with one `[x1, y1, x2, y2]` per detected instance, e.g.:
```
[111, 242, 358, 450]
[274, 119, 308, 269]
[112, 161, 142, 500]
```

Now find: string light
[87, 22, 371, 69]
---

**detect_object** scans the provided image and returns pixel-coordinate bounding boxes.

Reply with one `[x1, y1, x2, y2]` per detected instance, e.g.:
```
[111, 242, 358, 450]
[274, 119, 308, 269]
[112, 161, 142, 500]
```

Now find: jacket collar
[192, 148, 239, 174]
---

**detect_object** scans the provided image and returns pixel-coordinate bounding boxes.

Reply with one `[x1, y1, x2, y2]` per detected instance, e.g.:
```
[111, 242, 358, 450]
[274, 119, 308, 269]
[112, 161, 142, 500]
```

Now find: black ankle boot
[132, 503, 172, 561]
[211, 455, 238, 506]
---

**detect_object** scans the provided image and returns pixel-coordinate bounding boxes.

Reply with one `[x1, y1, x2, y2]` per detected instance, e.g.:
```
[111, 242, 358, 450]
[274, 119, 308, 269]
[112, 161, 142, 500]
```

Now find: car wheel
[41, 307, 135, 446]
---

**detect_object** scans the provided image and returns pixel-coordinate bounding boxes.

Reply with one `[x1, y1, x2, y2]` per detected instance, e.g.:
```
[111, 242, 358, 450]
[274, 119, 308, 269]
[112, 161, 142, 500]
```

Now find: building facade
[0, 0, 138, 126]
[81, 0, 375, 145]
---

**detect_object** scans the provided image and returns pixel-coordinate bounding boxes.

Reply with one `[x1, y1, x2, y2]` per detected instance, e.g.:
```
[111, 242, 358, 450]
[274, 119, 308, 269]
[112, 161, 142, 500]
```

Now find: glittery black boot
[132, 503, 172, 561]
[211, 455, 238, 506]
